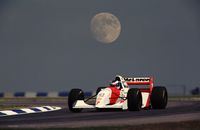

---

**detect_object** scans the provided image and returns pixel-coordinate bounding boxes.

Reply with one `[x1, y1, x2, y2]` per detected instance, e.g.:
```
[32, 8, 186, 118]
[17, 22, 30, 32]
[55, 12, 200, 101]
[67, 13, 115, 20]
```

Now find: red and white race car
[68, 75, 168, 112]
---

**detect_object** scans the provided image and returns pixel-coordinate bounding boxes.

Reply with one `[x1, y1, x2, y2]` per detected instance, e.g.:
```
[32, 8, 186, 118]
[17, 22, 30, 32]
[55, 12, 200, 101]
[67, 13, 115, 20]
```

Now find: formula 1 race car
[68, 75, 167, 112]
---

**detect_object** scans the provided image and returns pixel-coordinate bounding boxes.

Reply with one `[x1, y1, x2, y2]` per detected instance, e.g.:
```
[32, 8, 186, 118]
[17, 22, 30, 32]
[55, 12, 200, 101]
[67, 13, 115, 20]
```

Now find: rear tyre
[127, 88, 142, 111]
[68, 89, 84, 112]
[96, 87, 106, 95]
[150, 86, 168, 109]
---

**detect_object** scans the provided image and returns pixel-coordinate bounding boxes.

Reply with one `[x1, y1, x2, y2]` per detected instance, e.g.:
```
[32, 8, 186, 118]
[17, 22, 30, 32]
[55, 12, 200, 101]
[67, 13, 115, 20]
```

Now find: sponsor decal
[124, 77, 150, 82]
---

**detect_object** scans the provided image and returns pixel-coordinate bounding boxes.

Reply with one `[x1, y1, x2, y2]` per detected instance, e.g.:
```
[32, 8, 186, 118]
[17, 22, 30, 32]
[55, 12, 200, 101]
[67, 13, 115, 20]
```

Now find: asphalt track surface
[0, 100, 200, 128]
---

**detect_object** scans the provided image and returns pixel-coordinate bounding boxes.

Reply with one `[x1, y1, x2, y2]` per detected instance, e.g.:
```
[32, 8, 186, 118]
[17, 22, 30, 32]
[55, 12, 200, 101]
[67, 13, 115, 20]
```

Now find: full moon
[90, 12, 121, 44]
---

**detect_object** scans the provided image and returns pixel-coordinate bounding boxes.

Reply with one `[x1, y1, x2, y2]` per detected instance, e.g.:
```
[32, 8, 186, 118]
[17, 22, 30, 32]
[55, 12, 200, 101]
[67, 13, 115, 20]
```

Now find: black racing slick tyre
[68, 89, 84, 112]
[127, 88, 142, 111]
[96, 87, 106, 95]
[150, 86, 168, 109]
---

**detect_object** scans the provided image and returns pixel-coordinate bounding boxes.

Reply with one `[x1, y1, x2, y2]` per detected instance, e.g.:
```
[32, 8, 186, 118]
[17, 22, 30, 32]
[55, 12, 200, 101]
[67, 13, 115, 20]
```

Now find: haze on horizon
[0, 0, 200, 94]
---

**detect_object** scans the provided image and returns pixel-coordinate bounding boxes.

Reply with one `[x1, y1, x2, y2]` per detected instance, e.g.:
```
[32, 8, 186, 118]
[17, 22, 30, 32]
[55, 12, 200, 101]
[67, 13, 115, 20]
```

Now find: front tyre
[68, 89, 84, 112]
[150, 86, 168, 109]
[127, 88, 142, 111]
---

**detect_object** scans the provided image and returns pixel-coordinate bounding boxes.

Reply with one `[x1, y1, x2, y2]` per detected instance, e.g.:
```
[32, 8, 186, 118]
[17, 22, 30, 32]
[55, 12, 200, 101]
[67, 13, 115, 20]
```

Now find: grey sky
[0, 0, 200, 92]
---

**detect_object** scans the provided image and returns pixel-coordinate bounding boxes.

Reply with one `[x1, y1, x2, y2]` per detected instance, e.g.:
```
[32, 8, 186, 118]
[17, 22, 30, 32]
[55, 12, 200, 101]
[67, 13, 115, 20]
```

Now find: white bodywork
[73, 75, 152, 110]
[73, 87, 150, 110]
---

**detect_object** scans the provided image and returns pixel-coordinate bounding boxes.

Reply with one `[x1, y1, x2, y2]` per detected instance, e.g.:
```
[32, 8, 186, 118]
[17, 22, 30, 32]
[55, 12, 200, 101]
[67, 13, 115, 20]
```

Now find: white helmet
[115, 75, 123, 81]
[109, 75, 124, 89]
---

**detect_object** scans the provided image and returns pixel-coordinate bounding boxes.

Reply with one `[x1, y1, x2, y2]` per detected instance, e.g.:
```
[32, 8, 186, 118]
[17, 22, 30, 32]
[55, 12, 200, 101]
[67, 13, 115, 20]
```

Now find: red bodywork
[108, 77, 154, 107]
[127, 77, 154, 108]
[126, 77, 154, 93]
[108, 87, 120, 105]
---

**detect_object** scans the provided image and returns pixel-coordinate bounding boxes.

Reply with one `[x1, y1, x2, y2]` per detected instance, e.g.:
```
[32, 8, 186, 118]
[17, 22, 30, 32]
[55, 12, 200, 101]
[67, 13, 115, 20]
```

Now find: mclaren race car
[68, 75, 167, 112]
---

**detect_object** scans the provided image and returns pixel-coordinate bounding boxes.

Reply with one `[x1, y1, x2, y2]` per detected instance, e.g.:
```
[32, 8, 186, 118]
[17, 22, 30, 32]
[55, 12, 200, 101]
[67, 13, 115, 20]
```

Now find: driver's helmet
[115, 76, 121, 81]
[110, 75, 124, 89]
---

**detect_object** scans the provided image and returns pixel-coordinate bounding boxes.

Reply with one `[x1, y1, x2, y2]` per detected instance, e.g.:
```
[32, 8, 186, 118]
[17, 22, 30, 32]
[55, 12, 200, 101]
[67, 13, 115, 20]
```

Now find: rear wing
[124, 77, 153, 92]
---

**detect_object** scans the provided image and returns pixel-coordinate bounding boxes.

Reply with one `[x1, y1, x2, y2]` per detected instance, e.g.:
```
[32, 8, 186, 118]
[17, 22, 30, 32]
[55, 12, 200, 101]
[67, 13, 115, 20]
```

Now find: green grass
[0, 96, 199, 110]
[0, 97, 68, 101]
[169, 95, 200, 98]
[0, 104, 38, 110]
[0, 97, 67, 110]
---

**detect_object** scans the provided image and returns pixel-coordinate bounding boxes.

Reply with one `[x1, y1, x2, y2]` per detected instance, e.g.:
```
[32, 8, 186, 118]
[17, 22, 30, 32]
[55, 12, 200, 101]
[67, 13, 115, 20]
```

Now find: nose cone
[95, 88, 111, 107]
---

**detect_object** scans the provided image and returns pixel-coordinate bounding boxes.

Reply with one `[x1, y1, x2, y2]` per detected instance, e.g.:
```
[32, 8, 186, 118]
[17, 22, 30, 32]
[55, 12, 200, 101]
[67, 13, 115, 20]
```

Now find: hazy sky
[0, 0, 200, 92]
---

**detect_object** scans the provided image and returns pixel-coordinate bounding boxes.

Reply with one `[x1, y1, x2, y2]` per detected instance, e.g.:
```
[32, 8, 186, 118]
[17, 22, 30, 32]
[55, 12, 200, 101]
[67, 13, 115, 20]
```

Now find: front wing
[73, 92, 150, 109]
[73, 100, 128, 110]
